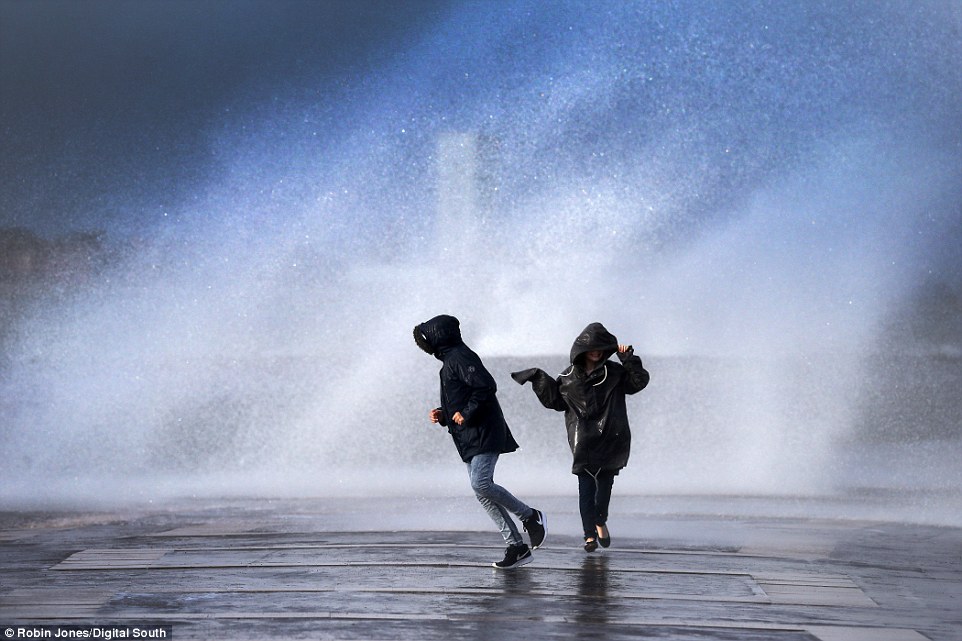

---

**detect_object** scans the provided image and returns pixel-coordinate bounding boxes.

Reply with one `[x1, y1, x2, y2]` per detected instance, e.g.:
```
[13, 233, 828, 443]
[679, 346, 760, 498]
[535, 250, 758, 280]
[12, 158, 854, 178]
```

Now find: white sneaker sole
[528, 511, 547, 549]
[493, 553, 533, 569]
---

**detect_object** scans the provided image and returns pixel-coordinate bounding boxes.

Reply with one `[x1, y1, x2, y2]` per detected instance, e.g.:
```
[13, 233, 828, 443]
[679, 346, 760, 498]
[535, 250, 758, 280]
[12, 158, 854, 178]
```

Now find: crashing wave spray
[1, 1, 960, 510]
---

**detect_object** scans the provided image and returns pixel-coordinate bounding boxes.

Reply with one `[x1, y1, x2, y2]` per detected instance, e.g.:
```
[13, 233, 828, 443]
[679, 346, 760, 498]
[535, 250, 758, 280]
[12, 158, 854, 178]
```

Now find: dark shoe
[493, 544, 533, 569]
[596, 524, 610, 548]
[584, 537, 598, 553]
[523, 509, 547, 549]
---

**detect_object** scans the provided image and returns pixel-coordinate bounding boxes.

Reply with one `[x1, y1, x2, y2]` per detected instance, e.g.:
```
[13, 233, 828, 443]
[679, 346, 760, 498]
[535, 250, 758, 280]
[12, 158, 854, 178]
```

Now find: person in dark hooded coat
[414, 314, 547, 569]
[512, 322, 649, 552]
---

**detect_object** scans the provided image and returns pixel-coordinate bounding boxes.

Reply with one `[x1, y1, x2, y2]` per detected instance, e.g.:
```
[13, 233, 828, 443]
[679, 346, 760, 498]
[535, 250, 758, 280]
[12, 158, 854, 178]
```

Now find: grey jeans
[466, 452, 532, 547]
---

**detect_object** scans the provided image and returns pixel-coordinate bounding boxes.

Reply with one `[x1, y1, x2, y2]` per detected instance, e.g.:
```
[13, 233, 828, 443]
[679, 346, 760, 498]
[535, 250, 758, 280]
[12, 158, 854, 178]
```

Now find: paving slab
[1, 496, 960, 640]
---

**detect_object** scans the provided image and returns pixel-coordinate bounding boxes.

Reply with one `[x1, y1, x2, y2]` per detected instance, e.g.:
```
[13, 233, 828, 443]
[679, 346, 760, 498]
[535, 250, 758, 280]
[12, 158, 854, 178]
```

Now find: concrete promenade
[1, 495, 960, 640]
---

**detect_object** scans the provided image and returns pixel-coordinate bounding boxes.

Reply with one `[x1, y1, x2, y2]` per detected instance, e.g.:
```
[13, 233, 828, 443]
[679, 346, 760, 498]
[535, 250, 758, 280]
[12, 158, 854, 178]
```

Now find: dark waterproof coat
[512, 323, 649, 474]
[414, 315, 519, 462]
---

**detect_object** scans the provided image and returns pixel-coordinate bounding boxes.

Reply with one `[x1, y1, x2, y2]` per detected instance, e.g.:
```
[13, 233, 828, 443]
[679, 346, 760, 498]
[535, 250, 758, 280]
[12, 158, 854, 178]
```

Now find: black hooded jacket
[414, 315, 519, 462]
[512, 323, 649, 474]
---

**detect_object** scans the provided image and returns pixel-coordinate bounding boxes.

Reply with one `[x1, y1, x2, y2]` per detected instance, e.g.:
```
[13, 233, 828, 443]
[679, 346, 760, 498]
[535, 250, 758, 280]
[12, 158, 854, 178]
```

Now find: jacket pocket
[457, 425, 483, 452]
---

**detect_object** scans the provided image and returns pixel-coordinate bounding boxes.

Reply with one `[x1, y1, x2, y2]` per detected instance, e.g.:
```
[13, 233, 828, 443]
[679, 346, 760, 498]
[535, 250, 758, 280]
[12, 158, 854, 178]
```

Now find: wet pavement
[1, 495, 960, 640]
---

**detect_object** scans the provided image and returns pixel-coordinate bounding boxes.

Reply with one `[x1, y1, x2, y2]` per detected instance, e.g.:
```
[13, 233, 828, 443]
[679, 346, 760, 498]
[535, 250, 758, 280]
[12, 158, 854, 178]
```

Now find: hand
[452, 411, 465, 426]
[618, 344, 633, 354]
[429, 408, 443, 424]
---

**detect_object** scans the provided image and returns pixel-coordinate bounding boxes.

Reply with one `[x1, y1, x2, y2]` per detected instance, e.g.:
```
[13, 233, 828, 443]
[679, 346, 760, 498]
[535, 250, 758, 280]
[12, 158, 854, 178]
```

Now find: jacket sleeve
[454, 355, 497, 424]
[511, 368, 567, 412]
[616, 347, 650, 395]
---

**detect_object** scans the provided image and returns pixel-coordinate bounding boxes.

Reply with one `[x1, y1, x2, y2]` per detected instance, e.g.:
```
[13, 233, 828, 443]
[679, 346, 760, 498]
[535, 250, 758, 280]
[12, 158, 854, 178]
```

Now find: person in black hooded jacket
[512, 322, 649, 552]
[414, 314, 547, 569]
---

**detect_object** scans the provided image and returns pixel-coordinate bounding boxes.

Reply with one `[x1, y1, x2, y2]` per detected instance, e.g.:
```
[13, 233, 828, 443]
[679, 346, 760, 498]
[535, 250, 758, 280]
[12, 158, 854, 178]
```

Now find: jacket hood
[414, 314, 463, 358]
[569, 322, 618, 365]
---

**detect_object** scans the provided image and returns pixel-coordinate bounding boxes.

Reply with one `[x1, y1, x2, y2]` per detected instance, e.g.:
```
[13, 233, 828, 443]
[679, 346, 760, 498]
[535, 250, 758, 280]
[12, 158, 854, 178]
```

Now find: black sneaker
[493, 543, 532, 569]
[596, 523, 611, 548]
[584, 537, 598, 553]
[522, 509, 547, 549]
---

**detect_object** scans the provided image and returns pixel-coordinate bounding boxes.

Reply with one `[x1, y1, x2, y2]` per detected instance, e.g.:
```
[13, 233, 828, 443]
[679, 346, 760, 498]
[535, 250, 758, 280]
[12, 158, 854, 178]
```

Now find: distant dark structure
[1, 227, 105, 289]
[1, 228, 108, 352]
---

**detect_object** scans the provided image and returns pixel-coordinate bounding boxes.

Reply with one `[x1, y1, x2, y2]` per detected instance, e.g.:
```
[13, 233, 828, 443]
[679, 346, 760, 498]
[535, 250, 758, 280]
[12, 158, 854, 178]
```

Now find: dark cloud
[0, 0, 448, 236]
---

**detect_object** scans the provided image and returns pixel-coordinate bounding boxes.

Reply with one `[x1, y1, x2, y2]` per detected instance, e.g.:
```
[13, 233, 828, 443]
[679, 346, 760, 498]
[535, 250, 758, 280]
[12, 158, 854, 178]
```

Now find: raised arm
[616, 345, 650, 394]
[511, 368, 567, 412]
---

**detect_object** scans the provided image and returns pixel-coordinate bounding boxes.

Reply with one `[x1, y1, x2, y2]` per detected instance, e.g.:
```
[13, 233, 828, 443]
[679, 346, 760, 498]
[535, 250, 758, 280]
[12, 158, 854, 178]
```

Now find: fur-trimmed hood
[414, 314, 462, 360]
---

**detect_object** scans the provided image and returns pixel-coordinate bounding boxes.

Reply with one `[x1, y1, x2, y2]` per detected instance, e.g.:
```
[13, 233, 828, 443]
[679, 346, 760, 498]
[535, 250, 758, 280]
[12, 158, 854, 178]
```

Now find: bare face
[585, 350, 605, 364]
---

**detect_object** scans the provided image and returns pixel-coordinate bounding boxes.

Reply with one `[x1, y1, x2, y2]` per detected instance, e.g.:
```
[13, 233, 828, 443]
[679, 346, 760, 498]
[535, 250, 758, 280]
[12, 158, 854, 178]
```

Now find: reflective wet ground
[1, 496, 960, 640]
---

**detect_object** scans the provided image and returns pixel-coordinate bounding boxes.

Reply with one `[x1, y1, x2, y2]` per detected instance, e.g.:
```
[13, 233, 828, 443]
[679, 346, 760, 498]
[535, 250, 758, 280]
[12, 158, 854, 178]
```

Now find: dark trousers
[577, 468, 616, 537]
